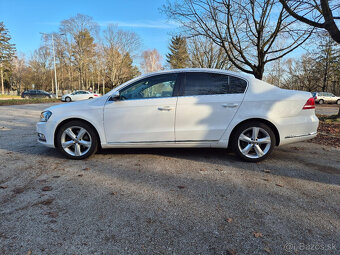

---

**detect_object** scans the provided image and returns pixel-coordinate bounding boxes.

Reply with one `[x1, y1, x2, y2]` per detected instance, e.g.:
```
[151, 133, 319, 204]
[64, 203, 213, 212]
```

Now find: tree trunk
[1, 63, 4, 95]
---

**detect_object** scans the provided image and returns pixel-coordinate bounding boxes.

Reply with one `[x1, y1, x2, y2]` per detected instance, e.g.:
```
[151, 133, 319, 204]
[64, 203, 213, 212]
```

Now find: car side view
[37, 69, 319, 162]
[61, 90, 101, 102]
[312, 92, 340, 105]
[21, 90, 55, 99]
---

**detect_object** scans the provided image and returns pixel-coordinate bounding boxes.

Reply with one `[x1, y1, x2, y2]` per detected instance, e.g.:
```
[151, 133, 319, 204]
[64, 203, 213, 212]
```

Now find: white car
[37, 69, 319, 162]
[61, 90, 100, 102]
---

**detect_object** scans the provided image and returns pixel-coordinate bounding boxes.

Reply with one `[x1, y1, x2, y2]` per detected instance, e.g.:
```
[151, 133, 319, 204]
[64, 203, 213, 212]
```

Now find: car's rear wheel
[56, 121, 98, 160]
[231, 121, 276, 162]
[65, 97, 71, 102]
[319, 99, 324, 104]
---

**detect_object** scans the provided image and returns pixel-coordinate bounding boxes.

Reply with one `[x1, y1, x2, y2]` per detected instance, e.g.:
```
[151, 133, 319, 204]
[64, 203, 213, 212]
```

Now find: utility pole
[51, 33, 58, 98]
[0, 62, 4, 95]
[40, 32, 64, 98]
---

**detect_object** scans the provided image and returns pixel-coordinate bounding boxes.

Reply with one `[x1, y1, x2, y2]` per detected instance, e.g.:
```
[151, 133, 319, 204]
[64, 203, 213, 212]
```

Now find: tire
[65, 97, 71, 102]
[56, 120, 98, 160]
[230, 121, 276, 162]
[89, 97, 93, 99]
[319, 99, 324, 104]
[337, 100, 340, 105]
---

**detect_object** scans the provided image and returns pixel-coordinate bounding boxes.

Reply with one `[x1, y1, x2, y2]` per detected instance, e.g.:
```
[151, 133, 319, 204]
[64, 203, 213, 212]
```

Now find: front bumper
[36, 121, 55, 148]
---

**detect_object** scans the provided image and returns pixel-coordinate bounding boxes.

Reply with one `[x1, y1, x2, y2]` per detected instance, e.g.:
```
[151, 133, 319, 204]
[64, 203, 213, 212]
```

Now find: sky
[0, 0, 178, 63]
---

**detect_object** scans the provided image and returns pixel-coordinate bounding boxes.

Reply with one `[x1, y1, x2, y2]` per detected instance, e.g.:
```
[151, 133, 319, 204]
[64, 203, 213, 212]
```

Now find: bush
[0, 98, 61, 106]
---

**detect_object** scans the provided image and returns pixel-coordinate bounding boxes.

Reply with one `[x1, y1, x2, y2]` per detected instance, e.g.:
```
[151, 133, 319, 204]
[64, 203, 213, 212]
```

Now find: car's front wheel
[56, 120, 98, 160]
[65, 97, 71, 102]
[231, 121, 276, 162]
[319, 99, 324, 104]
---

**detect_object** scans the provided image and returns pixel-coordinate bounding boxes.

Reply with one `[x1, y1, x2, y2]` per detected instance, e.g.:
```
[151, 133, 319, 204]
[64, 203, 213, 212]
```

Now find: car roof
[112, 68, 252, 93]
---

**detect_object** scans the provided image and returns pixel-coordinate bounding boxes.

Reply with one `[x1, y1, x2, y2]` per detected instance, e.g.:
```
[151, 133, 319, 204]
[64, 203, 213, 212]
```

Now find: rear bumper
[278, 113, 319, 146]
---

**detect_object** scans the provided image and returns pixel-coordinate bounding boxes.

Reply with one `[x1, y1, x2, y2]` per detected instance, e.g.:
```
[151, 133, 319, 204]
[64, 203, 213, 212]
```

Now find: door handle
[222, 103, 239, 108]
[158, 106, 173, 111]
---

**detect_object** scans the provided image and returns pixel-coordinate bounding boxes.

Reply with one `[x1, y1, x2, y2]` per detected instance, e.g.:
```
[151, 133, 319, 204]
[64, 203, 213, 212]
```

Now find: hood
[43, 94, 109, 113]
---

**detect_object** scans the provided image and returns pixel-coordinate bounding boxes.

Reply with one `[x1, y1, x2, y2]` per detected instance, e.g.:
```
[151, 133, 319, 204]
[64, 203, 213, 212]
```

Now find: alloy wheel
[61, 126, 92, 157]
[238, 127, 271, 159]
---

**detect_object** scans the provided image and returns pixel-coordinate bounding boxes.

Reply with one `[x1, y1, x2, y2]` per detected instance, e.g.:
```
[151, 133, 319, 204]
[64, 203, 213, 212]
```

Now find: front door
[104, 73, 179, 143]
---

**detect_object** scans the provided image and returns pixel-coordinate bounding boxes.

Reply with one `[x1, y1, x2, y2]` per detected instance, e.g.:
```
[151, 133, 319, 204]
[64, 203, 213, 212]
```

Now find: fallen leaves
[264, 247, 272, 253]
[83, 167, 90, 171]
[253, 231, 263, 238]
[13, 187, 25, 194]
[0, 185, 8, 189]
[40, 198, 55, 206]
[226, 249, 237, 255]
[263, 170, 270, 173]
[275, 183, 284, 188]
[42, 186, 53, 192]
[308, 120, 340, 148]
[177, 185, 186, 189]
[225, 218, 233, 223]
[44, 211, 58, 218]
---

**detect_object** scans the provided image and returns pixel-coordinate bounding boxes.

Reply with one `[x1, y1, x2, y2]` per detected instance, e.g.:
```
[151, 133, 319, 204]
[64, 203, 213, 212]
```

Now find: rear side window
[183, 72, 247, 96]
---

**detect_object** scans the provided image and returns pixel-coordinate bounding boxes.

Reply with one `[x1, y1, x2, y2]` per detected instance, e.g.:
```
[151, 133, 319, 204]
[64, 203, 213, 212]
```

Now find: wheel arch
[228, 118, 280, 147]
[54, 118, 102, 148]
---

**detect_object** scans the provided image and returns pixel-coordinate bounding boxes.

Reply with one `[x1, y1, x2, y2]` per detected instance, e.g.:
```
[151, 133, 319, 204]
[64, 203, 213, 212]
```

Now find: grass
[0, 94, 21, 99]
[0, 98, 61, 106]
[317, 114, 340, 123]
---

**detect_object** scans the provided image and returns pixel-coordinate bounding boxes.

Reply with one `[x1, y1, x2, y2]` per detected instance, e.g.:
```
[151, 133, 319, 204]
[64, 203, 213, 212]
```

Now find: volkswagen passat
[37, 69, 318, 162]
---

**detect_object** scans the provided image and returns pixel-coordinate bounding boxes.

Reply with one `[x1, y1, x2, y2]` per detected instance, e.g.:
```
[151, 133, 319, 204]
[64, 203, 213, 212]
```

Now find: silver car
[312, 92, 340, 105]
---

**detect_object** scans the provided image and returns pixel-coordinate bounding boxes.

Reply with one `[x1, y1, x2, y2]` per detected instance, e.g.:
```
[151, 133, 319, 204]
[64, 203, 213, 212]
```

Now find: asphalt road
[0, 103, 339, 255]
[315, 104, 339, 116]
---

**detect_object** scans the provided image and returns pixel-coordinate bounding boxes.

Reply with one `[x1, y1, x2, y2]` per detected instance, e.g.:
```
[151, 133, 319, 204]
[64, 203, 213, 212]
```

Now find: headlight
[40, 111, 52, 122]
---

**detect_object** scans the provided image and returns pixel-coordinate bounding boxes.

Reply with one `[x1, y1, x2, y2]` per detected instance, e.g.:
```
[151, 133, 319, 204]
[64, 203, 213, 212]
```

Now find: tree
[279, 0, 340, 43]
[166, 36, 189, 69]
[0, 22, 16, 94]
[60, 14, 99, 90]
[188, 36, 233, 69]
[103, 25, 141, 87]
[29, 46, 52, 91]
[163, 0, 312, 79]
[141, 49, 163, 73]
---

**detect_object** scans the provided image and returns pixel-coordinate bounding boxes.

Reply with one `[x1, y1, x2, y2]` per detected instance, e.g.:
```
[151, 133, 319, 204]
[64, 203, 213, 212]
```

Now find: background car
[312, 92, 340, 104]
[61, 90, 101, 102]
[21, 90, 55, 99]
[37, 69, 318, 162]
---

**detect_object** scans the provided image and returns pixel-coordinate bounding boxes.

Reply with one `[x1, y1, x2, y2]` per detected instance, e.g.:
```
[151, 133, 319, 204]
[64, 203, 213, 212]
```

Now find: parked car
[21, 90, 55, 99]
[61, 90, 101, 102]
[312, 92, 340, 104]
[37, 69, 319, 162]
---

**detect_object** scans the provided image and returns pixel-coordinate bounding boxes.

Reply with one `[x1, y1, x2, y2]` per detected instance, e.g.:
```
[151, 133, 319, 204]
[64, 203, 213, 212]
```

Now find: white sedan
[61, 90, 101, 102]
[37, 69, 318, 162]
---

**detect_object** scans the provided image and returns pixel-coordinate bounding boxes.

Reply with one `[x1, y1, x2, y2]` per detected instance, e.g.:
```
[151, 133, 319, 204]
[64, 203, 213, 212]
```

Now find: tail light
[94, 94, 98, 97]
[303, 97, 315, 110]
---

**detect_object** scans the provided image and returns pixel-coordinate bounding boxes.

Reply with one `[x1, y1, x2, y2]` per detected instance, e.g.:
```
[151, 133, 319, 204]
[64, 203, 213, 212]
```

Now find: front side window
[120, 74, 178, 100]
[183, 72, 247, 96]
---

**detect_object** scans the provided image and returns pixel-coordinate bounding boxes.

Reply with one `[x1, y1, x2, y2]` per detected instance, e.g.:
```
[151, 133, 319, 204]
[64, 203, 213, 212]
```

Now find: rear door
[175, 72, 247, 142]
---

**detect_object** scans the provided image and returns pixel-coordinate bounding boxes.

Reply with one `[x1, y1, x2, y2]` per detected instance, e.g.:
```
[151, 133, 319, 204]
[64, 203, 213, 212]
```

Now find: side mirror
[110, 91, 120, 101]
